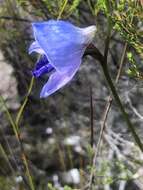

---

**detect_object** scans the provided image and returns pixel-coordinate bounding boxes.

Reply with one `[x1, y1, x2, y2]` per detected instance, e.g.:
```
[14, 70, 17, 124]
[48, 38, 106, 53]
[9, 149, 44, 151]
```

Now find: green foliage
[94, 0, 112, 15]
[64, 185, 73, 190]
[127, 52, 140, 77]
[85, 144, 95, 164]
[16, 0, 29, 6]
[16, 0, 81, 19]
[127, 52, 143, 79]
[47, 183, 57, 190]
[113, 1, 143, 54]
[94, 0, 143, 82]
[0, 0, 143, 190]
[0, 176, 15, 190]
[95, 0, 143, 55]
[67, 0, 81, 17]
[89, 159, 134, 187]
[47, 183, 73, 190]
[114, 160, 133, 180]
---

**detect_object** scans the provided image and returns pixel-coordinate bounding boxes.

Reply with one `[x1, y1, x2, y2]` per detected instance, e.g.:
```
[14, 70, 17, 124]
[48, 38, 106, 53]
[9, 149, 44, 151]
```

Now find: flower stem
[100, 60, 143, 152]
[86, 45, 143, 152]
[57, 0, 68, 20]
[16, 76, 34, 126]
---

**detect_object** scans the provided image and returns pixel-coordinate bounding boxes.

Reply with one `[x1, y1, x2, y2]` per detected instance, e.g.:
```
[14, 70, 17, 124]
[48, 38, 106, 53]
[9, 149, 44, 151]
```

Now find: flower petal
[29, 20, 96, 98]
[32, 64, 54, 78]
[40, 57, 81, 98]
[32, 20, 92, 72]
[29, 41, 44, 54]
[32, 55, 54, 77]
[35, 55, 48, 70]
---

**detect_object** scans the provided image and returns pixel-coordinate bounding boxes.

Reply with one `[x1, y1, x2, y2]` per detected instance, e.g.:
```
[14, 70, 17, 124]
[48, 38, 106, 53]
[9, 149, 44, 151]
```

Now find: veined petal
[29, 20, 96, 98]
[80, 25, 97, 44]
[40, 57, 81, 98]
[32, 20, 95, 72]
[29, 41, 45, 54]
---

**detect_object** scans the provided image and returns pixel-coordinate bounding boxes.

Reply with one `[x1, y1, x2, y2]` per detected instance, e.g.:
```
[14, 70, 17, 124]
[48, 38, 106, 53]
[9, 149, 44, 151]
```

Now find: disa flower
[29, 20, 96, 98]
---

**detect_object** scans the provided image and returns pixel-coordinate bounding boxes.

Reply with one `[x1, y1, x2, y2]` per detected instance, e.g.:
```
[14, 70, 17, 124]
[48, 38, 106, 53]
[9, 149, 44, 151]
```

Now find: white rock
[64, 135, 81, 146]
[0, 51, 19, 109]
[45, 127, 53, 135]
[15, 176, 23, 183]
[62, 168, 80, 185]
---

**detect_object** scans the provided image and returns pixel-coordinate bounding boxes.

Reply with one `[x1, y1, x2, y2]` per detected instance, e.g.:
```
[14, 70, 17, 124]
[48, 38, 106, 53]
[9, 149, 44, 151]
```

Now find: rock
[61, 168, 80, 185]
[0, 51, 19, 110]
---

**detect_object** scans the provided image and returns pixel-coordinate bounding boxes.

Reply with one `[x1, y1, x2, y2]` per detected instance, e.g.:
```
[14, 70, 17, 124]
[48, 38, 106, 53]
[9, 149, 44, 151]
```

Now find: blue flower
[29, 20, 96, 98]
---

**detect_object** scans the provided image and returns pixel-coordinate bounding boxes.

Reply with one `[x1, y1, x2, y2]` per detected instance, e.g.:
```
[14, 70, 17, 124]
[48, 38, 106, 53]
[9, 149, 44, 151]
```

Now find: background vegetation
[0, 0, 143, 189]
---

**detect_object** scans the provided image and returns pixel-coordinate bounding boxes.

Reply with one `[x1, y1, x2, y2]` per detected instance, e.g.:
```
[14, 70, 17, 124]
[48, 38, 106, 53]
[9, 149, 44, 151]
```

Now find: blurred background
[0, 0, 143, 189]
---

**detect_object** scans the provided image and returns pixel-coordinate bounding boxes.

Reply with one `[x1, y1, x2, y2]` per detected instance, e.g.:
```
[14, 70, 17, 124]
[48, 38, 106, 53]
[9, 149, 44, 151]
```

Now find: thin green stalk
[87, 0, 95, 15]
[0, 124, 18, 171]
[16, 77, 34, 126]
[0, 94, 35, 190]
[0, 95, 19, 138]
[0, 144, 15, 174]
[22, 154, 35, 190]
[57, 0, 68, 19]
[15, 76, 35, 190]
[104, 0, 112, 61]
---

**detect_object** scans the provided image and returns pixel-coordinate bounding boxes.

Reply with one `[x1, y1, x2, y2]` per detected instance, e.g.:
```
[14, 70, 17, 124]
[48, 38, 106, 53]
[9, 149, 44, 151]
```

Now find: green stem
[57, 0, 68, 20]
[86, 44, 143, 152]
[100, 61, 143, 152]
[16, 76, 34, 126]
